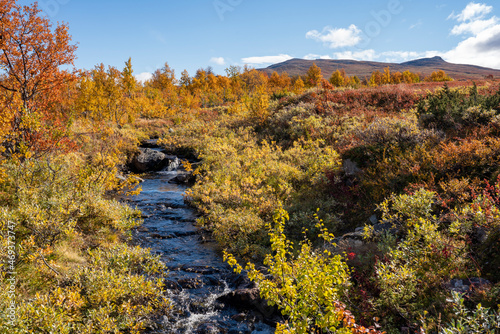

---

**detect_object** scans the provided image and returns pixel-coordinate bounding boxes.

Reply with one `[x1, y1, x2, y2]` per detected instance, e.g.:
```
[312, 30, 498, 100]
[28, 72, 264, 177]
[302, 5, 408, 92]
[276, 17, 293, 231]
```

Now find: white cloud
[135, 72, 153, 83]
[444, 24, 500, 68]
[304, 54, 332, 60]
[210, 57, 226, 65]
[306, 24, 362, 48]
[448, 2, 493, 22]
[380, 51, 441, 63]
[444, 2, 500, 69]
[296, 3, 500, 70]
[334, 49, 377, 61]
[382, 51, 421, 59]
[241, 54, 293, 65]
[329, 49, 443, 64]
[450, 16, 498, 35]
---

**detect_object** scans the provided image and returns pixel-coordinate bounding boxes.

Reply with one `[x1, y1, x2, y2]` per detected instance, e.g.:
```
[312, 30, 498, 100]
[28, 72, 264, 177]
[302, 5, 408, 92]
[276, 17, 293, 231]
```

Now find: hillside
[259, 56, 500, 80]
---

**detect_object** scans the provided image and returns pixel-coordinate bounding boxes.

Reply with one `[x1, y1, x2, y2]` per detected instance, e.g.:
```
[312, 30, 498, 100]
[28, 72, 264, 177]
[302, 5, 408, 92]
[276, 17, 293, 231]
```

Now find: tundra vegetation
[1, 1, 500, 332]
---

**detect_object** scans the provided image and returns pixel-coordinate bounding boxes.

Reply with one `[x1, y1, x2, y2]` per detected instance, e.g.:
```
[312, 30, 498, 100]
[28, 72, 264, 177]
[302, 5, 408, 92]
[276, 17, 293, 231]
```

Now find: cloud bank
[241, 54, 293, 65]
[305, 25, 362, 48]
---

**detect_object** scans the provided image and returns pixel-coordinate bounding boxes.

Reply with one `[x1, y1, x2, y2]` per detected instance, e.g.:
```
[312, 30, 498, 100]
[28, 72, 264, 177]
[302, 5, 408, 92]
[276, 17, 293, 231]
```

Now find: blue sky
[20, 0, 500, 80]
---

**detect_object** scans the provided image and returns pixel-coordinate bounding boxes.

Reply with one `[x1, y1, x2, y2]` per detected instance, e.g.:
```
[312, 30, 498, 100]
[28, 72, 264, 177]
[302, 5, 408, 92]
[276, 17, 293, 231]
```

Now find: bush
[0, 132, 169, 333]
[364, 189, 473, 332]
[225, 208, 382, 334]
[417, 83, 500, 130]
[0, 244, 170, 334]
[437, 292, 500, 334]
[185, 133, 341, 257]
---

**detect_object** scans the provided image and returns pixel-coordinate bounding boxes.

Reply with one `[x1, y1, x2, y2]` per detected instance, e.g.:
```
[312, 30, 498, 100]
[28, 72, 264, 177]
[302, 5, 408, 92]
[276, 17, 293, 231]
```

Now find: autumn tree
[350, 75, 361, 87]
[382, 67, 392, 85]
[269, 71, 281, 92]
[249, 85, 270, 123]
[206, 72, 224, 106]
[191, 68, 209, 106]
[222, 65, 244, 100]
[147, 62, 178, 111]
[269, 71, 292, 95]
[119, 58, 139, 123]
[240, 66, 268, 93]
[329, 69, 349, 87]
[402, 70, 420, 84]
[292, 77, 305, 94]
[149, 62, 176, 91]
[0, 0, 77, 136]
[392, 71, 403, 84]
[279, 72, 291, 90]
[179, 69, 191, 87]
[76, 64, 120, 123]
[369, 70, 383, 87]
[215, 74, 231, 102]
[121, 58, 136, 98]
[225, 65, 242, 79]
[306, 62, 323, 87]
[426, 70, 453, 82]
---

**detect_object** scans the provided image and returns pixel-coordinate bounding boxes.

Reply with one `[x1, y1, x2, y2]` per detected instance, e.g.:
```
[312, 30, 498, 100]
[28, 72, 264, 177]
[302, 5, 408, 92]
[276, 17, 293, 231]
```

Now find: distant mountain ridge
[259, 56, 500, 80]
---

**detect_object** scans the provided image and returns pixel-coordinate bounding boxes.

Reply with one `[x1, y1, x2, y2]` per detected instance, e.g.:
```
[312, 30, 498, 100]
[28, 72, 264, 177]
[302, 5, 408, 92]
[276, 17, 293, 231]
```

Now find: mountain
[259, 56, 500, 80]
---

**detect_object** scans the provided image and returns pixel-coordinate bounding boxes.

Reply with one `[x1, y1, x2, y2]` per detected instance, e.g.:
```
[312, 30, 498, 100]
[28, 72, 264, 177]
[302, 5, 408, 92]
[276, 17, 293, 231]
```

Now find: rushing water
[125, 160, 276, 334]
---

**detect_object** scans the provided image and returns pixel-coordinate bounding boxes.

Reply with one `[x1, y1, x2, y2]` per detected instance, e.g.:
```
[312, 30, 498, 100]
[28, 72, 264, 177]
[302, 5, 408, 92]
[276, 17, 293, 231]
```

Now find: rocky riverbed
[125, 147, 277, 333]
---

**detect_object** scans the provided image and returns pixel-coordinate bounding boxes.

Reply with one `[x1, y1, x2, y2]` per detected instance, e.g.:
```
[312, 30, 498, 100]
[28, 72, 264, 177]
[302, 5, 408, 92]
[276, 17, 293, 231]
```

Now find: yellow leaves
[225, 206, 354, 333]
[75, 61, 143, 125]
[125, 185, 142, 197]
[162, 113, 342, 258]
[425, 70, 453, 82]
[292, 77, 305, 95]
[181, 159, 193, 172]
[223, 250, 243, 274]
[306, 62, 323, 87]
[227, 101, 245, 114]
[248, 85, 270, 123]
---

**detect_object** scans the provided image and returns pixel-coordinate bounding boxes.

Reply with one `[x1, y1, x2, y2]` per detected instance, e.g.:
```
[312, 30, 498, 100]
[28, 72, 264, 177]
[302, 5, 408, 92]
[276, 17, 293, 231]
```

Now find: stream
[124, 154, 276, 334]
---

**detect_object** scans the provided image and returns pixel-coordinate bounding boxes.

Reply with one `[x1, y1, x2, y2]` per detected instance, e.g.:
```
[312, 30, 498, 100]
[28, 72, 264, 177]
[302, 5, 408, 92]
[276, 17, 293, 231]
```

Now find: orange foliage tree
[0, 0, 77, 131]
[306, 62, 323, 87]
[329, 69, 349, 87]
[426, 70, 453, 82]
[0, 0, 77, 153]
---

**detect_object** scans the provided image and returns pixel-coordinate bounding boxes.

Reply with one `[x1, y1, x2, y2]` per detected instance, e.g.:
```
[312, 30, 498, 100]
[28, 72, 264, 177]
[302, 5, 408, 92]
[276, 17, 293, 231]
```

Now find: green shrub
[417, 83, 500, 130]
[366, 189, 473, 331]
[437, 292, 500, 334]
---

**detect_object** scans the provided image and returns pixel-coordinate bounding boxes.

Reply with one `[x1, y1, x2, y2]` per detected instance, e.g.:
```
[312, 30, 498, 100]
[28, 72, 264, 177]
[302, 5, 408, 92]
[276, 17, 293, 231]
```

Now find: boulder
[141, 138, 160, 148]
[340, 231, 365, 248]
[131, 148, 178, 172]
[343, 159, 361, 176]
[172, 171, 195, 184]
[373, 222, 400, 235]
[217, 286, 276, 318]
[446, 277, 491, 295]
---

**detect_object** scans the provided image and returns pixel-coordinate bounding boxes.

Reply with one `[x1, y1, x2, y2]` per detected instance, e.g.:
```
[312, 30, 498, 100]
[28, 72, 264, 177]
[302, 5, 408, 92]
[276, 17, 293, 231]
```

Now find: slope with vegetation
[1, 0, 500, 333]
[161, 78, 500, 333]
[262, 56, 500, 81]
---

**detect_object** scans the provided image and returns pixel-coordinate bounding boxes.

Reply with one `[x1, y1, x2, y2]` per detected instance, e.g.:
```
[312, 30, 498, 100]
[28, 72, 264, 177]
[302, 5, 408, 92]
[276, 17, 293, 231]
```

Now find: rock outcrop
[130, 148, 179, 173]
